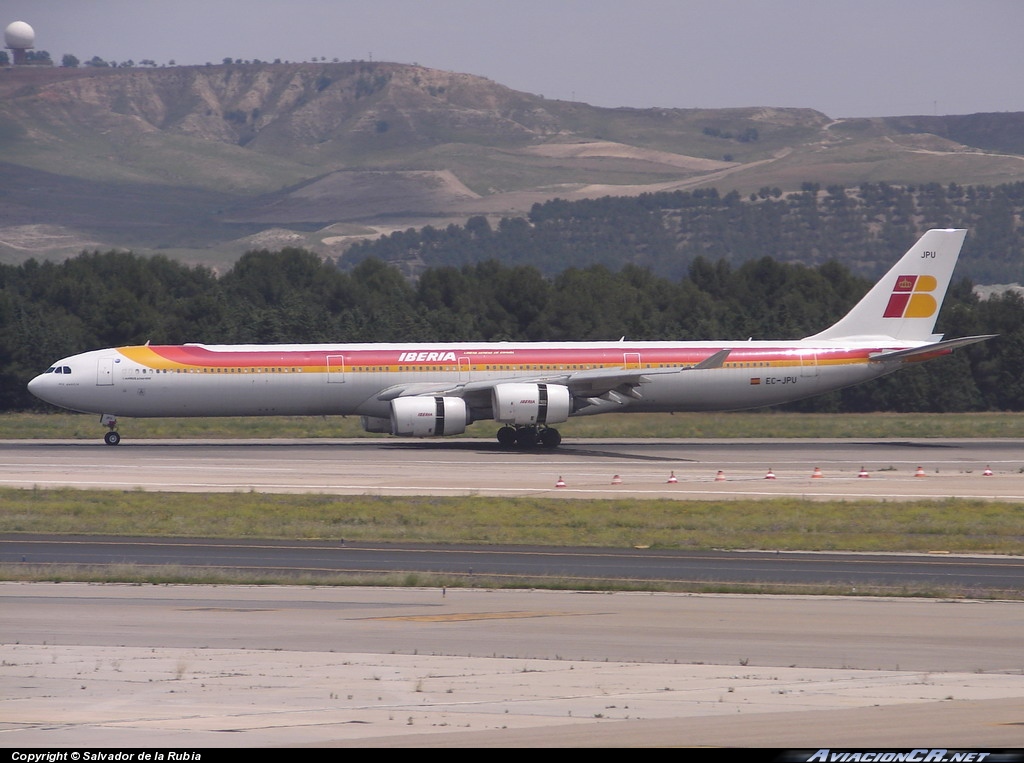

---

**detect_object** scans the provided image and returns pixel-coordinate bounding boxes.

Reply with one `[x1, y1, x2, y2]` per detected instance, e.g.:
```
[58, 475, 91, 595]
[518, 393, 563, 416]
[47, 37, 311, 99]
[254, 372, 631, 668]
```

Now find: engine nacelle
[491, 383, 571, 426]
[360, 416, 391, 433]
[390, 396, 469, 437]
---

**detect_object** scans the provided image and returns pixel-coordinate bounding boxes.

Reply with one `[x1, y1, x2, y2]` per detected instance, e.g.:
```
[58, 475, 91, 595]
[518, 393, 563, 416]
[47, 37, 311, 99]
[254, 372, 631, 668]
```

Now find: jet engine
[389, 396, 469, 437]
[491, 383, 571, 426]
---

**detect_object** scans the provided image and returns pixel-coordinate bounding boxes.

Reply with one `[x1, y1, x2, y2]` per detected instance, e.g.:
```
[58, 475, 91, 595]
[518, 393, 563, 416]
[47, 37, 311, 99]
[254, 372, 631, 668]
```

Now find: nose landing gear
[101, 414, 120, 446]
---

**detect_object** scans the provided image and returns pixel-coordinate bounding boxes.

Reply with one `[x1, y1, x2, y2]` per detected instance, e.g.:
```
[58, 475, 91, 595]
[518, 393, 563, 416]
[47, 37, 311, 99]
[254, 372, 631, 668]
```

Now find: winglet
[807, 229, 968, 342]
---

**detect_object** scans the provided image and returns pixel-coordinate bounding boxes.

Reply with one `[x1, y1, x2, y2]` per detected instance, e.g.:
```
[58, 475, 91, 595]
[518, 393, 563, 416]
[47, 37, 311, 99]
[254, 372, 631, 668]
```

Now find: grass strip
[3, 488, 1022, 554]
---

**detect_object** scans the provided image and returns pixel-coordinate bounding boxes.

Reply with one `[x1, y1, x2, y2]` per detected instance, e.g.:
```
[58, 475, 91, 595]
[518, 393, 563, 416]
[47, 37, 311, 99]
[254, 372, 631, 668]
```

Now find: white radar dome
[5, 20, 35, 49]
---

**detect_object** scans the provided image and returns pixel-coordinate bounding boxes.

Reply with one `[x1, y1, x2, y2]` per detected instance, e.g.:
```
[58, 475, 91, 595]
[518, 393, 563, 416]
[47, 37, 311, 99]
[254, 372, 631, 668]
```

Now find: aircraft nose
[27, 373, 52, 402]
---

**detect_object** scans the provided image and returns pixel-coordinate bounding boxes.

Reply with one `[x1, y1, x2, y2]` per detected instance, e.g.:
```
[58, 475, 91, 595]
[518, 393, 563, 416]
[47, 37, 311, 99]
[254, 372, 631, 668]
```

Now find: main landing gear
[496, 425, 562, 449]
[101, 415, 120, 446]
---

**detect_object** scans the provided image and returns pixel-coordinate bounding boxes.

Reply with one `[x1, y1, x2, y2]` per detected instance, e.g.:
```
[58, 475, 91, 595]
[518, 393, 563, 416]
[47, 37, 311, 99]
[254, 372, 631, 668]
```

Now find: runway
[1, 437, 1023, 500]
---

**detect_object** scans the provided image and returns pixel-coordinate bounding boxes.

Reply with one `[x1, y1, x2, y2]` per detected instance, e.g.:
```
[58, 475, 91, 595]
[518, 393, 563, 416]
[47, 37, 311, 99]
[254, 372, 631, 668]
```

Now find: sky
[3, 0, 1022, 118]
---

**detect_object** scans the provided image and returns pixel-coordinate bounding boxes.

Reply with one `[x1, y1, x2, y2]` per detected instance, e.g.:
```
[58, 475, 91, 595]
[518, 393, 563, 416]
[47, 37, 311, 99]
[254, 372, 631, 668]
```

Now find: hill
[2, 61, 1023, 265]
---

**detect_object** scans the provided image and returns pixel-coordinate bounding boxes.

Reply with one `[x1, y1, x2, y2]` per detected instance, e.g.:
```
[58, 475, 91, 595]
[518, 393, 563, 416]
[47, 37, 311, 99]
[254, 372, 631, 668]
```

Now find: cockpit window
[44, 367, 55, 373]
[62, 366, 71, 374]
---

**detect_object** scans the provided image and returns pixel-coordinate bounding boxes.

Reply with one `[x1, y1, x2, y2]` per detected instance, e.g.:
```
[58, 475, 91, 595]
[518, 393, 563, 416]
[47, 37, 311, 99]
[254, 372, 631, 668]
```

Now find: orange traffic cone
[611, 474, 622, 485]
[714, 470, 726, 482]
[764, 468, 776, 480]
[811, 466, 823, 478]
[914, 465, 927, 477]
[555, 476, 566, 488]
[667, 471, 678, 484]
[858, 466, 870, 478]
[983, 465, 993, 476]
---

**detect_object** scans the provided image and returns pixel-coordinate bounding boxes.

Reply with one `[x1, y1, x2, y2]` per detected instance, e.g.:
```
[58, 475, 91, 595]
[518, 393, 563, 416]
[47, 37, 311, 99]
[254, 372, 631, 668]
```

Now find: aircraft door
[800, 351, 819, 377]
[97, 357, 115, 386]
[458, 356, 470, 382]
[623, 352, 641, 370]
[327, 355, 346, 383]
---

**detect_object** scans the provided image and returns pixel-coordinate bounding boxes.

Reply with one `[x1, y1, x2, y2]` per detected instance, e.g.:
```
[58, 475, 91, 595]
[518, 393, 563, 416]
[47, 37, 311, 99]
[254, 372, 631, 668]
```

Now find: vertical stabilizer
[807, 228, 967, 342]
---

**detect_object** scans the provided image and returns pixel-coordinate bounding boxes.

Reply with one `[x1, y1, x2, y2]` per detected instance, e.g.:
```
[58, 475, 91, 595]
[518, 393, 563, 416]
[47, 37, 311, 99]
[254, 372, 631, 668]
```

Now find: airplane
[28, 228, 993, 448]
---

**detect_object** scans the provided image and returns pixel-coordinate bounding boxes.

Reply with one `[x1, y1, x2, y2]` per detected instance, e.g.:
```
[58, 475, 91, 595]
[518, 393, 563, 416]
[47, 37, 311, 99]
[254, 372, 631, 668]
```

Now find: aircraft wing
[868, 335, 996, 363]
[376, 349, 732, 409]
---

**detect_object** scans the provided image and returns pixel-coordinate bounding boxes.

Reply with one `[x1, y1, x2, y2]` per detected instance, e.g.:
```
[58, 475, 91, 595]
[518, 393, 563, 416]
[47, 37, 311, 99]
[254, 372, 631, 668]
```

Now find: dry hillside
[1, 61, 1023, 265]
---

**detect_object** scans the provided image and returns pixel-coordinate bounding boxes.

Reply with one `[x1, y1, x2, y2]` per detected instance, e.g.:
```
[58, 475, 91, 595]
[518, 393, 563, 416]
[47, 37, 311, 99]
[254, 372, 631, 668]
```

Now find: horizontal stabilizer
[869, 335, 995, 363]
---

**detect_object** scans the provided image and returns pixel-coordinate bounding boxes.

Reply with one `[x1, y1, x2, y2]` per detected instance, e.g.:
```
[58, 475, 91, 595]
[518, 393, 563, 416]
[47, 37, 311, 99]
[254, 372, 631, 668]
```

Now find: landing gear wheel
[497, 425, 561, 449]
[539, 428, 562, 448]
[103, 431, 121, 446]
[515, 426, 538, 448]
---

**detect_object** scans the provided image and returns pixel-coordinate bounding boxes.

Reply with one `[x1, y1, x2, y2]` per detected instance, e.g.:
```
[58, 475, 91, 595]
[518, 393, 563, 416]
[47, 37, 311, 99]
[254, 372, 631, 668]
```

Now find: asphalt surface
[4, 535, 1024, 594]
[3, 583, 1024, 748]
[3, 437, 1024, 747]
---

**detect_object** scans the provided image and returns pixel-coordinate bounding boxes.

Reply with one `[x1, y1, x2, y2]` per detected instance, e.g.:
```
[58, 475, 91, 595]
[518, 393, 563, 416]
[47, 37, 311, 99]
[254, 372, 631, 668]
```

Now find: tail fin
[807, 228, 967, 342]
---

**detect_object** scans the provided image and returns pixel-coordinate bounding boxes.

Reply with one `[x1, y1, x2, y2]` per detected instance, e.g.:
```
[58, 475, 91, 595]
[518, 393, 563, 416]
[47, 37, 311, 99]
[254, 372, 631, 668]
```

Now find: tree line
[344, 181, 1024, 285]
[2, 247, 1020, 415]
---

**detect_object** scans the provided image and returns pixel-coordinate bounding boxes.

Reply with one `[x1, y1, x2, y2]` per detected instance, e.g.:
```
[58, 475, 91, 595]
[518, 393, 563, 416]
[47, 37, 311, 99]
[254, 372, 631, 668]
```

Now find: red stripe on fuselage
[137, 345, 877, 369]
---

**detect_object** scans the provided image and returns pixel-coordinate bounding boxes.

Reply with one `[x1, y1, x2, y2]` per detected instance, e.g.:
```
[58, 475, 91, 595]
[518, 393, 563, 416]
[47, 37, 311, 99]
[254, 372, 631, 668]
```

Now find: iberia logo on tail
[883, 274, 938, 319]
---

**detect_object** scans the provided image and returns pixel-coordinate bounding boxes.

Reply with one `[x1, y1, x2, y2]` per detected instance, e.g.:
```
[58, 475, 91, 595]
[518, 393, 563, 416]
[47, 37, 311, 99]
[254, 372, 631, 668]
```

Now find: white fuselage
[28, 339, 914, 421]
